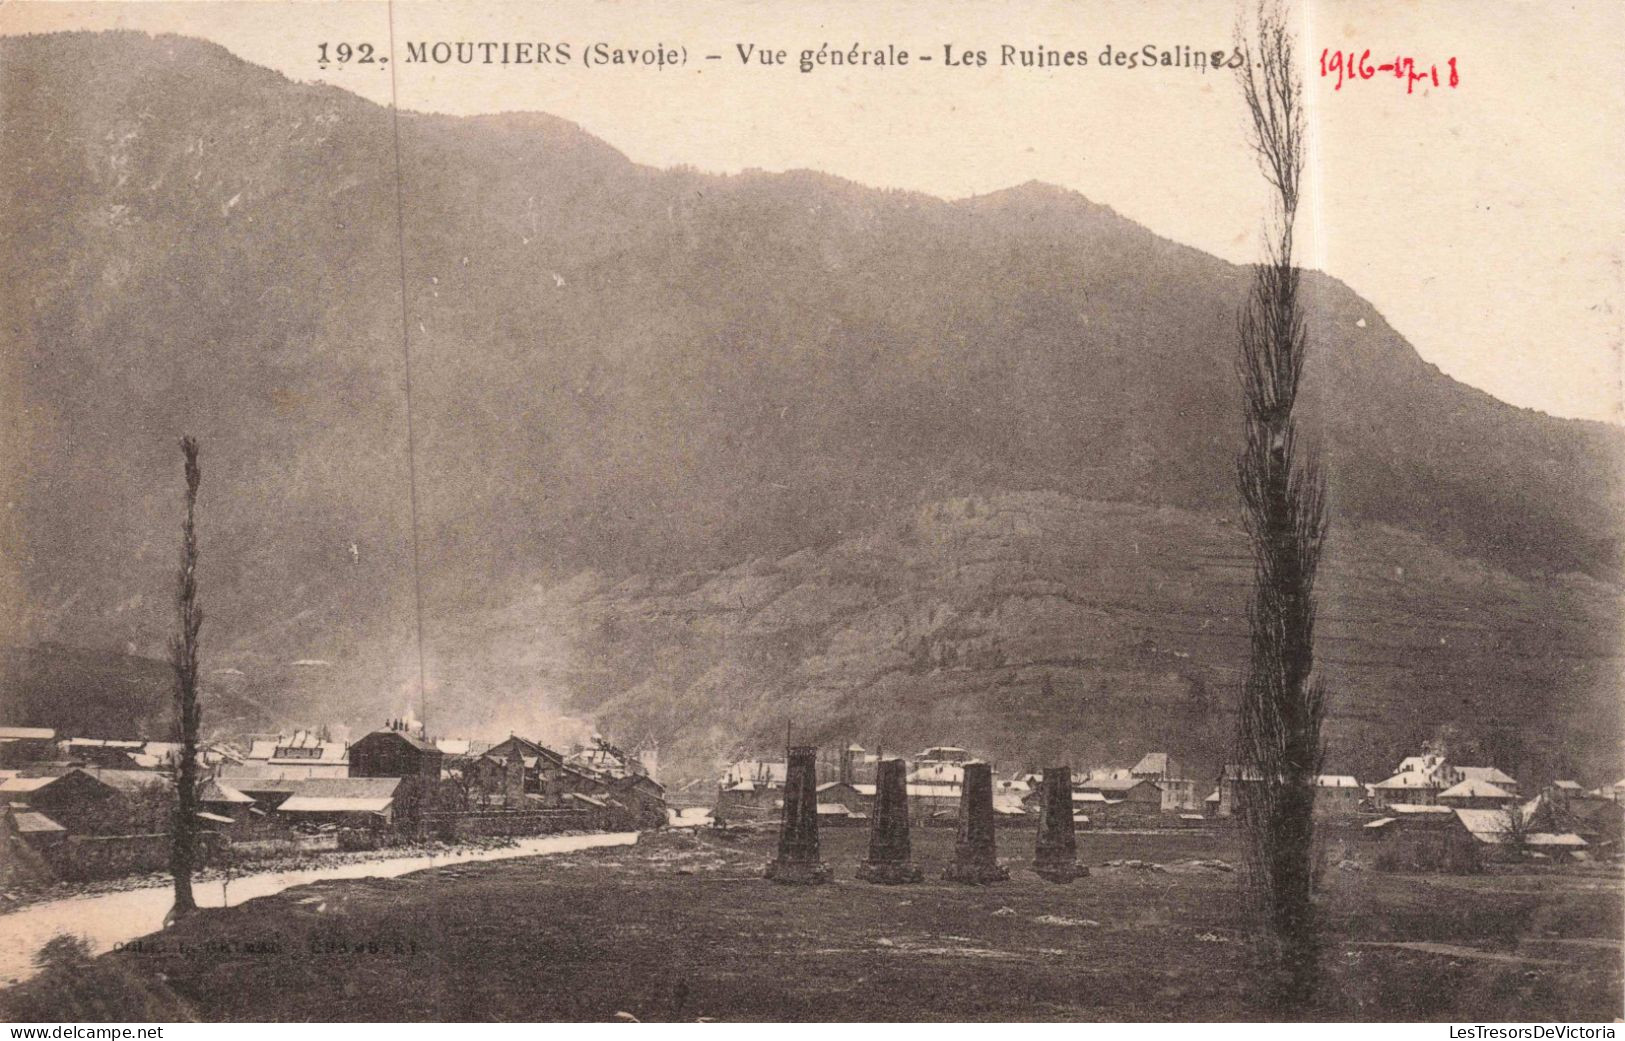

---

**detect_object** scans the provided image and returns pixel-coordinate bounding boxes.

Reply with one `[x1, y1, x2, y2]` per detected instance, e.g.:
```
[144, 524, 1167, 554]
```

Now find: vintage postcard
[0, 0, 1620, 1026]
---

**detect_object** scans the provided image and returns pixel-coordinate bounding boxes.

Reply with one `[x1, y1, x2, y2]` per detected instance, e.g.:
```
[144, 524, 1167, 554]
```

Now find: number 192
[317, 43, 379, 66]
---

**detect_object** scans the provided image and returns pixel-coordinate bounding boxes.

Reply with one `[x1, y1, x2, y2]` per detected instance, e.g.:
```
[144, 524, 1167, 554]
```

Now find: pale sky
[5, 0, 1622, 423]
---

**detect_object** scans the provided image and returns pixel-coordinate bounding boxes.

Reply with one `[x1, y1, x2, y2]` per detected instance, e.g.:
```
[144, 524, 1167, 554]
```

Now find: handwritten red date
[1320, 48, 1458, 94]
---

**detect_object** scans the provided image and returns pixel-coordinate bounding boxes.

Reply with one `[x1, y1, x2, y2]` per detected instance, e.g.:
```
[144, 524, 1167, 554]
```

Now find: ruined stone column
[503, 745, 526, 810]
[857, 757, 922, 883]
[765, 745, 832, 884]
[944, 760, 1009, 884]
[1032, 765, 1087, 882]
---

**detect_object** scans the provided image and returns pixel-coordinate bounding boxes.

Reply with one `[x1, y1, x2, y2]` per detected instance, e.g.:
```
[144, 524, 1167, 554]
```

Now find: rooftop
[9, 809, 65, 834]
[1439, 778, 1513, 800]
[199, 780, 254, 804]
[233, 777, 402, 798]
[80, 769, 168, 792]
[1078, 777, 1155, 792]
[1131, 752, 1170, 776]
[0, 776, 56, 794]
[1455, 766, 1518, 787]
[278, 795, 392, 814]
[0, 727, 56, 741]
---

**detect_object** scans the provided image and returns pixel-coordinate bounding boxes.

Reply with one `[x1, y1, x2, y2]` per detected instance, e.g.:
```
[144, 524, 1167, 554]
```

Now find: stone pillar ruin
[857, 757, 922, 883]
[503, 745, 526, 810]
[944, 760, 1009, 884]
[765, 745, 832, 884]
[1032, 765, 1088, 882]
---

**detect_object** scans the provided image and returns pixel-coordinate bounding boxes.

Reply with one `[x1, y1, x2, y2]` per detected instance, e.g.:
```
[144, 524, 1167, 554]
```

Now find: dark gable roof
[72, 768, 166, 792]
[488, 735, 565, 765]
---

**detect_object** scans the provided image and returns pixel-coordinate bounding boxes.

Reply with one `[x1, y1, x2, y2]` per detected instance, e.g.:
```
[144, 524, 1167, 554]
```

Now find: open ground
[5, 826, 1619, 1021]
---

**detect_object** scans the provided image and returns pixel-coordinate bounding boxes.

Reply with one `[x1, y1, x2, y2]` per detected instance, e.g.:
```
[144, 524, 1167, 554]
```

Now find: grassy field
[5, 825, 1620, 1022]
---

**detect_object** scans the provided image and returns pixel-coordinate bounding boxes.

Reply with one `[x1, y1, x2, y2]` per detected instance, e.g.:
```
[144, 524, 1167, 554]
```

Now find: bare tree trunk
[168, 435, 203, 921]
[1234, 0, 1328, 1007]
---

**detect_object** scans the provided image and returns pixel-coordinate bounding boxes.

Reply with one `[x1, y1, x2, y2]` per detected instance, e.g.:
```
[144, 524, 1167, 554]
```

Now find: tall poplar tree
[1234, 1, 1328, 1003]
[168, 435, 203, 921]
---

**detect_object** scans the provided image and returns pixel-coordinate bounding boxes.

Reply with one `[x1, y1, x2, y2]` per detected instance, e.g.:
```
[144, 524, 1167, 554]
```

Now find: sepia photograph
[0, 0, 1621, 1026]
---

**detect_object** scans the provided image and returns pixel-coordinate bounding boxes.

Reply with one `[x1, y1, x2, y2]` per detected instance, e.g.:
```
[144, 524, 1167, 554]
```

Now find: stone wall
[410, 809, 591, 841]
[45, 832, 222, 882]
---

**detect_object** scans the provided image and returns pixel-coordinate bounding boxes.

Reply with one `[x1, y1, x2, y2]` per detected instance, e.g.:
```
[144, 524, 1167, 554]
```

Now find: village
[712, 742, 1625, 872]
[5, 720, 1622, 1022]
[0, 720, 667, 891]
[6, 702, 1624, 900]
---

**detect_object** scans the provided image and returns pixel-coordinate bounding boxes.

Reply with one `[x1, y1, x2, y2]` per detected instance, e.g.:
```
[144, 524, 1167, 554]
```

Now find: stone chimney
[857, 757, 922, 883]
[765, 745, 831, 884]
[944, 760, 1009, 884]
[1032, 765, 1087, 882]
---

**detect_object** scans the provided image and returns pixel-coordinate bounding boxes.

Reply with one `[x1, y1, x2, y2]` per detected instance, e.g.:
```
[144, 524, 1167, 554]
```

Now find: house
[567, 736, 654, 781]
[1382, 754, 1518, 802]
[253, 776, 409, 825]
[722, 758, 786, 787]
[714, 778, 775, 822]
[1131, 753, 1199, 812]
[817, 781, 874, 816]
[0, 769, 152, 833]
[1452, 766, 1519, 795]
[58, 738, 147, 771]
[433, 737, 493, 760]
[6, 805, 68, 850]
[1395, 753, 1448, 777]
[1313, 775, 1363, 818]
[1438, 778, 1517, 809]
[1563, 795, 1624, 850]
[1361, 808, 1480, 872]
[348, 729, 444, 783]
[1452, 805, 1590, 861]
[1523, 833, 1590, 860]
[914, 746, 974, 766]
[715, 758, 790, 822]
[198, 779, 256, 821]
[220, 730, 349, 780]
[907, 761, 965, 787]
[125, 742, 242, 773]
[1549, 779, 1584, 803]
[605, 772, 668, 829]
[1022, 787, 1116, 817]
[0, 727, 57, 768]
[1371, 770, 1445, 808]
[474, 735, 568, 804]
[1076, 776, 1163, 817]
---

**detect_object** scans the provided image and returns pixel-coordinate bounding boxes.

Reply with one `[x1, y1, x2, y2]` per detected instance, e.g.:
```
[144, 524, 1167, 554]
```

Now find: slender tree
[168, 435, 203, 921]
[1233, 0, 1328, 1003]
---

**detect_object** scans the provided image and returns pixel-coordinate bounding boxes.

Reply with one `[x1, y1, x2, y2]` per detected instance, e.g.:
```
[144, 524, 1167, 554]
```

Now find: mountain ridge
[0, 31, 1619, 779]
